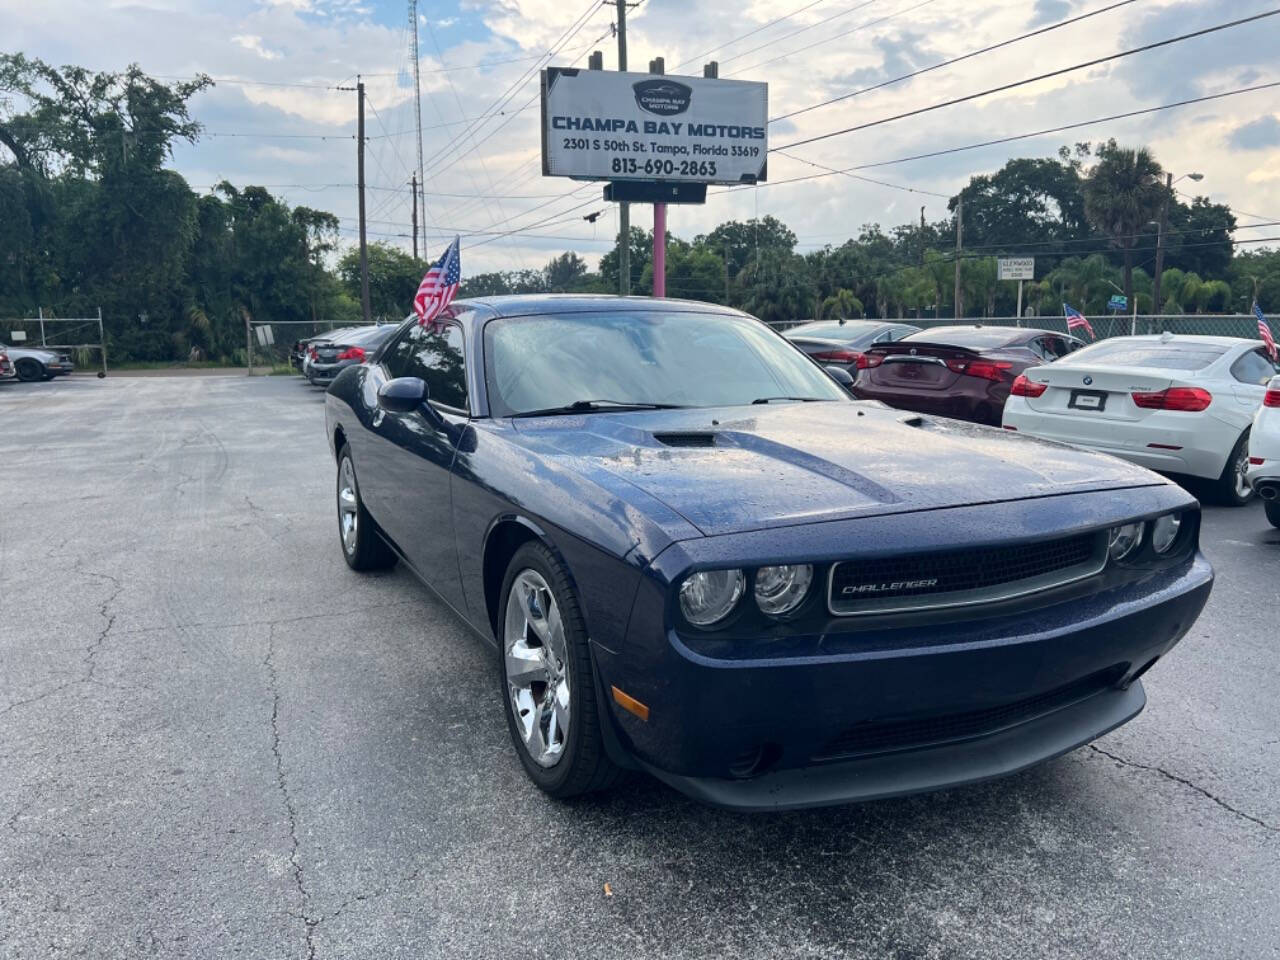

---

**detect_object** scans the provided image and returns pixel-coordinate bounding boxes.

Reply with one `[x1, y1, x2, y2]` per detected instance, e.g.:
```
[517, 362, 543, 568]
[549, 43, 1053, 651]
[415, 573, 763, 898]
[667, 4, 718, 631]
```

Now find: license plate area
[1068, 389, 1107, 411]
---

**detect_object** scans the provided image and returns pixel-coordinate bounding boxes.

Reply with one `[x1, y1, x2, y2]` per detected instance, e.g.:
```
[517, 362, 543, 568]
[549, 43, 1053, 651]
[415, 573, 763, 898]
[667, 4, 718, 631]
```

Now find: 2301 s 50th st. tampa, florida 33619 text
[323, 295, 1213, 811]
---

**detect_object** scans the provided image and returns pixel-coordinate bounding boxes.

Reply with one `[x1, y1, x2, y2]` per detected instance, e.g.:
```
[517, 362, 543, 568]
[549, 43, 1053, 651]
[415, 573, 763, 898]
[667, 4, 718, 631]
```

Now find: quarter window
[1230, 348, 1280, 385]
[383, 321, 469, 410]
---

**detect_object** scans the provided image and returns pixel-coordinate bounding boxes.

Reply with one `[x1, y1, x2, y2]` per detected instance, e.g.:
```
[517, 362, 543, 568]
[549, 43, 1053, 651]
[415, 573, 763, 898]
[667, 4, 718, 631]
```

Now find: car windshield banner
[541, 68, 768, 185]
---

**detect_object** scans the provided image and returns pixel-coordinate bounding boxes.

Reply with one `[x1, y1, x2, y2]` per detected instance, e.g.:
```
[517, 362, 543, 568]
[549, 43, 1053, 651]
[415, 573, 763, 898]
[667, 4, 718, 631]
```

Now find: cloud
[434, 16, 458, 28]
[1029, 0, 1071, 28]
[1227, 115, 1280, 151]
[231, 34, 282, 60]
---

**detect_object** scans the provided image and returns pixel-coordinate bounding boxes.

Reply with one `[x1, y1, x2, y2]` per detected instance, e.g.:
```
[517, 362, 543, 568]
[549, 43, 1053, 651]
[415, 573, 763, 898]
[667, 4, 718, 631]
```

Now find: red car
[851, 325, 1083, 426]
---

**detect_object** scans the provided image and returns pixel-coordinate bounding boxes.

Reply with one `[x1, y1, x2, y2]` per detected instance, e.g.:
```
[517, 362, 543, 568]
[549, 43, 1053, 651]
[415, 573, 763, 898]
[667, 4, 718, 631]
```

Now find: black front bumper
[640, 681, 1144, 811]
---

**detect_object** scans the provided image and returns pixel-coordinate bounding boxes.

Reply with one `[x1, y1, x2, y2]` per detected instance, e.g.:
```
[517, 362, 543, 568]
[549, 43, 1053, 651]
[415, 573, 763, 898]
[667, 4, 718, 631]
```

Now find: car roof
[454, 294, 748, 321]
[1091, 334, 1263, 347]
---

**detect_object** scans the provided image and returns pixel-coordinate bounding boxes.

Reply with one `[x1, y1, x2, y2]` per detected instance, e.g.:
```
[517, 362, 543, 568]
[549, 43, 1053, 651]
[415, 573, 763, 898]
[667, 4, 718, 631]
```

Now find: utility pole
[953, 194, 963, 319]
[724, 241, 731, 305]
[919, 205, 926, 266]
[409, 0, 427, 260]
[650, 56, 666, 299]
[357, 77, 372, 325]
[1152, 170, 1172, 317]
[616, 0, 630, 297]
[410, 172, 419, 261]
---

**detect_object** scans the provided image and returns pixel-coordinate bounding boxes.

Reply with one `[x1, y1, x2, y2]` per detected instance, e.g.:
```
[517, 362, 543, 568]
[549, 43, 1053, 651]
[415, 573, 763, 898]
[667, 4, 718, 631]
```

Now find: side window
[873, 329, 893, 343]
[383, 322, 469, 410]
[1230, 348, 1278, 385]
[1027, 337, 1051, 362]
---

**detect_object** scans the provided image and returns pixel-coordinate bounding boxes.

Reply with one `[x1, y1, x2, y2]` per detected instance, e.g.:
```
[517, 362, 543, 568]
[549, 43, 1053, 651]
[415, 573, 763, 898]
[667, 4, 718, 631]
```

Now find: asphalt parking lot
[2, 374, 1278, 960]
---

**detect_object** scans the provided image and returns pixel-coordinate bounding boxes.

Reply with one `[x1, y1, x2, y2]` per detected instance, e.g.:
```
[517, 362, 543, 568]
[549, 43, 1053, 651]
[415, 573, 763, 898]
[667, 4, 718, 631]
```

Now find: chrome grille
[828, 532, 1106, 616]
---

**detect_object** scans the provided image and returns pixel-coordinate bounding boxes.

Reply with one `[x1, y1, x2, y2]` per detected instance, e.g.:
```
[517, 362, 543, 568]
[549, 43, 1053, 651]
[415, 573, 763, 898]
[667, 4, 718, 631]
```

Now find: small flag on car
[1254, 301, 1276, 361]
[1064, 302, 1095, 341]
[414, 236, 461, 332]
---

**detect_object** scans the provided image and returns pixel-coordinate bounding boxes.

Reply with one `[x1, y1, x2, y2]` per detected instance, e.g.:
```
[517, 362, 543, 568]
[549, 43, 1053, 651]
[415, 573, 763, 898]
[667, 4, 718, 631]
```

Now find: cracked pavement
[2, 374, 1278, 959]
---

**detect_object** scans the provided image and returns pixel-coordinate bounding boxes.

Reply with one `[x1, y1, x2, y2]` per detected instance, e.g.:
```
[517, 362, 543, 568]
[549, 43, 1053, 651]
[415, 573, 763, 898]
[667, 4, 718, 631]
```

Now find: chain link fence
[1, 313, 108, 376]
[767, 313, 1274, 342]
[244, 319, 399, 374]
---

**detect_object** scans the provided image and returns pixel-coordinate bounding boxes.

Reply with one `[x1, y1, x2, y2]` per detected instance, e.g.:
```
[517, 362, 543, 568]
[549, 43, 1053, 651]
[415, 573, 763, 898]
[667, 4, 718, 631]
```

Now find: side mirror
[825, 365, 855, 390]
[377, 376, 428, 414]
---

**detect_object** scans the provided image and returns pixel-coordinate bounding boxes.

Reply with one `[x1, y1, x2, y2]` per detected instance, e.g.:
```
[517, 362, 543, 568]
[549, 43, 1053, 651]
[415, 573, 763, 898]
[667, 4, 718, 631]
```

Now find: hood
[510, 401, 1162, 537]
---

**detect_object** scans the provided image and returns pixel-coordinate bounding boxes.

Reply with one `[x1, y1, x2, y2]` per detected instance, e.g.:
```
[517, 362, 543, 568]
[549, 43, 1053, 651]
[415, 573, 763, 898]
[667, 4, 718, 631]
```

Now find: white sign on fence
[9, 330, 27, 341]
[998, 257, 1035, 281]
[254, 325, 275, 347]
[541, 68, 768, 185]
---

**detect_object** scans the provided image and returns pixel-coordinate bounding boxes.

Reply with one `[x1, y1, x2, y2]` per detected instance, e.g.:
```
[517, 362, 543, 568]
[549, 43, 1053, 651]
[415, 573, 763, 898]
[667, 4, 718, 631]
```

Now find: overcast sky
[5, 0, 1279, 272]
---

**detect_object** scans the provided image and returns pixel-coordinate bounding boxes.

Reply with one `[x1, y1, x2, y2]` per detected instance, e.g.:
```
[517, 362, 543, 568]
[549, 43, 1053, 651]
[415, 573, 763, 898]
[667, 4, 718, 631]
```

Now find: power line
[720, 79, 1280, 193]
[773, 149, 951, 197]
[672, 0, 829, 69]
[724, 0, 942, 78]
[773, 9, 1280, 153]
[719, 0, 888, 67]
[770, 0, 1140, 124]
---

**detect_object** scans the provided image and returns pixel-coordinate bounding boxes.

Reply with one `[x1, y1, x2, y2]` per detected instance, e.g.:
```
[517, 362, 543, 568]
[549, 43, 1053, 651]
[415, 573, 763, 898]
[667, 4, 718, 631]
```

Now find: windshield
[1060, 340, 1229, 371]
[903, 327, 1023, 350]
[787, 321, 880, 342]
[484, 310, 847, 416]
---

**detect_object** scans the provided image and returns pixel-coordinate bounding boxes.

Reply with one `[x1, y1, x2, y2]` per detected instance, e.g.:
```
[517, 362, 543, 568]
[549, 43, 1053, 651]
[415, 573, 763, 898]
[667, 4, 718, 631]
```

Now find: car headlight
[754, 564, 813, 616]
[1108, 522, 1143, 561]
[1150, 513, 1182, 554]
[679, 569, 744, 626]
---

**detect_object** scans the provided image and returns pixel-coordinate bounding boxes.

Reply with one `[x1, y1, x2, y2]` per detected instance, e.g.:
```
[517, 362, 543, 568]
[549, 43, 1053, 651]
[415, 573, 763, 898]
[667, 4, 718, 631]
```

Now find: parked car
[323, 295, 1211, 810]
[1246, 374, 1280, 527]
[306, 323, 399, 386]
[0, 350, 14, 380]
[1, 342, 74, 381]
[1003, 335, 1280, 505]
[784, 319, 921, 374]
[851, 325, 1083, 426]
[297, 326, 368, 375]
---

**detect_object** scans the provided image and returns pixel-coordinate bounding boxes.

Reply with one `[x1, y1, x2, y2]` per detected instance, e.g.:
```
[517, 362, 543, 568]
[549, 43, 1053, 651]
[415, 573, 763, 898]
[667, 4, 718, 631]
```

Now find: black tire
[15, 359, 43, 382]
[1266, 500, 1280, 529]
[1213, 430, 1255, 506]
[336, 444, 396, 571]
[498, 541, 620, 799]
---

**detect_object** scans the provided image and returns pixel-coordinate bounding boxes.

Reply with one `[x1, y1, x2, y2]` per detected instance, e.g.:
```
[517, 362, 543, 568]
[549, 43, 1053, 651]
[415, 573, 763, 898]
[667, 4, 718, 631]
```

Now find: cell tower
[409, 0, 427, 259]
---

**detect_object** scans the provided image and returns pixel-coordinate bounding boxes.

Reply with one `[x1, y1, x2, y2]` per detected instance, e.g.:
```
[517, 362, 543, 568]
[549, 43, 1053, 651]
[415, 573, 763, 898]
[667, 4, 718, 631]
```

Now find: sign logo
[842, 578, 939, 596]
[632, 79, 693, 116]
[1083, 375, 1093, 385]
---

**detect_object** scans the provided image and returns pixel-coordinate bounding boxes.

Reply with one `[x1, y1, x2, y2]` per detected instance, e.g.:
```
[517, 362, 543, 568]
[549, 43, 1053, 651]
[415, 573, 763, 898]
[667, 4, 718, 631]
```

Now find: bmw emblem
[1083, 375, 1093, 385]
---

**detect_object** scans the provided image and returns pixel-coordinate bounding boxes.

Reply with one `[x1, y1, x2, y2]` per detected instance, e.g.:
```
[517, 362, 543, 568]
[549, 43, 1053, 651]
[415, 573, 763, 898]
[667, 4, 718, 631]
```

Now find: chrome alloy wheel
[338, 457, 359, 556]
[503, 569, 571, 768]
[1234, 446, 1253, 501]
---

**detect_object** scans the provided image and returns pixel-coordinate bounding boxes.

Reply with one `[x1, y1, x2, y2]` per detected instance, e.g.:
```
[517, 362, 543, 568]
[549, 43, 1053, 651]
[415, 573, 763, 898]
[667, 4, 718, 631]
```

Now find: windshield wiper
[751, 396, 828, 404]
[511, 399, 685, 418]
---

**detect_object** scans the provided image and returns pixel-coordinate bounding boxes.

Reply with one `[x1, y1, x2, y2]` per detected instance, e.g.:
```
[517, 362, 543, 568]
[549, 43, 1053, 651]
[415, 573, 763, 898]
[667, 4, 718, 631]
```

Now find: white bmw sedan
[1003, 335, 1280, 505]
[1247, 375, 1280, 527]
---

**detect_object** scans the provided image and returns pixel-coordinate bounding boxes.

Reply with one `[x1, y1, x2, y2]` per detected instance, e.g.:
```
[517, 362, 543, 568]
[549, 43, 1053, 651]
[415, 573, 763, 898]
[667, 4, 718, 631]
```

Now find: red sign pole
[653, 202, 666, 298]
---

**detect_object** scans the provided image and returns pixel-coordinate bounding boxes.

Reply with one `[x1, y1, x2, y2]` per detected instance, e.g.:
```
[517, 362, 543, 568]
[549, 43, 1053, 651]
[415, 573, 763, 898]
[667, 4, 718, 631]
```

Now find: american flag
[414, 236, 461, 331]
[1064, 302, 1095, 340]
[1254, 301, 1276, 361]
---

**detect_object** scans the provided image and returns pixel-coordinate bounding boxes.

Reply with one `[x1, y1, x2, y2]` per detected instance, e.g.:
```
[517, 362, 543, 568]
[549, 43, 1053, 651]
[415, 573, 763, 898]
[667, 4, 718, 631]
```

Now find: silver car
[1, 342, 74, 381]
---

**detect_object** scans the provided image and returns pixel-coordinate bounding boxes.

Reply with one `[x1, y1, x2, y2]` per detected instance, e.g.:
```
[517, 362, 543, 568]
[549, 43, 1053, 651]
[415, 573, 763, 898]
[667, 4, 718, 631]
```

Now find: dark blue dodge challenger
[324, 295, 1213, 811]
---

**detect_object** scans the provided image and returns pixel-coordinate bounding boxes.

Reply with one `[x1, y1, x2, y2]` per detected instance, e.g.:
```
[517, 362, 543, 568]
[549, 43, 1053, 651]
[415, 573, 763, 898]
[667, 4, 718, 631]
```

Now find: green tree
[544, 251, 588, 292]
[1083, 141, 1166, 305]
[338, 241, 422, 321]
[818, 288, 862, 319]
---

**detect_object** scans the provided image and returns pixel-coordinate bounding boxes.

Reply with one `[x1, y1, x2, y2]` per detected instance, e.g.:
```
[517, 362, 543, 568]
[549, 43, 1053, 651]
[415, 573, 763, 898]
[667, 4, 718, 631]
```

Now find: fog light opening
[1122, 656, 1160, 689]
[727, 742, 782, 779]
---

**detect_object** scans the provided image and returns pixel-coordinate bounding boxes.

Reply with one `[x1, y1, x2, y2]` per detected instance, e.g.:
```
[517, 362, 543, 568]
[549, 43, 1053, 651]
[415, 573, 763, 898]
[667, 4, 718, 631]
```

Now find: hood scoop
[653, 431, 717, 448]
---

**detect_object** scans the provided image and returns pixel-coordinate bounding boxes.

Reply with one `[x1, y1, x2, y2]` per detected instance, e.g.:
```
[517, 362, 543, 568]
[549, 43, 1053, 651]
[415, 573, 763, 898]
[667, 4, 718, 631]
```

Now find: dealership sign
[997, 257, 1034, 281]
[540, 68, 768, 185]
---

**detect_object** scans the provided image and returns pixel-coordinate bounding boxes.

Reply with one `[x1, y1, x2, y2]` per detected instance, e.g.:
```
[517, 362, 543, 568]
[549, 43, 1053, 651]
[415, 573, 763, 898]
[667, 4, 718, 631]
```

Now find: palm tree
[819, 288, 862, 319]
[1083, 144, 1166, 306]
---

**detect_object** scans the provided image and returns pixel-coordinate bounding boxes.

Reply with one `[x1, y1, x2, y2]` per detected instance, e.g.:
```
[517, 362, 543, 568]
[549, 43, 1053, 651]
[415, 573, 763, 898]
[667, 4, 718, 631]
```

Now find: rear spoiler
[866, 341, 983, 359]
